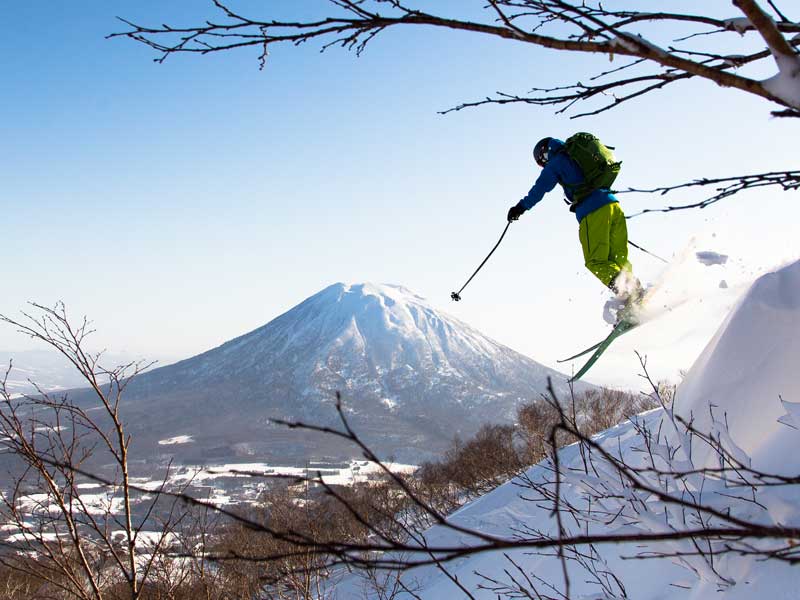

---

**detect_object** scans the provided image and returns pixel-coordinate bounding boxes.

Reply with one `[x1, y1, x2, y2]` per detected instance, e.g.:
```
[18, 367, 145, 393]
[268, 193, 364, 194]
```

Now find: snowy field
[150, 458, 418, 496]
[2, 458, 417, 548]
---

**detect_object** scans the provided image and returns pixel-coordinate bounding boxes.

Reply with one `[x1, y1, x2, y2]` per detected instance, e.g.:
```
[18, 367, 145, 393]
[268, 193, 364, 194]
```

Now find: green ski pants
[578, 202, 631, 288]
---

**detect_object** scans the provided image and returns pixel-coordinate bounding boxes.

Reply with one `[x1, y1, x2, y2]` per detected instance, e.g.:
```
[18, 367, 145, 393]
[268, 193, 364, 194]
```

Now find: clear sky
[3, 1, 799, 389]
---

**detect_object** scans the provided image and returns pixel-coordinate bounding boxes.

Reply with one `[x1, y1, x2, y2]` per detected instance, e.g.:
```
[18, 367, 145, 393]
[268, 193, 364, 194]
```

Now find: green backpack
[562, 132, 622, 209]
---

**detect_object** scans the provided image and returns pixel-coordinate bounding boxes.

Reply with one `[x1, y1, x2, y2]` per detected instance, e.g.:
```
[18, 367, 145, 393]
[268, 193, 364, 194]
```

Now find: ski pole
[628, 239, 668, 264]
[451, 221, 512, 301]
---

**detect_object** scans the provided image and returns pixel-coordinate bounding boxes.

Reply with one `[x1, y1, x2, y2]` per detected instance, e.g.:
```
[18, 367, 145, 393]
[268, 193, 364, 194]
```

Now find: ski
[568, 319, 639, 383]
[558, 319, 639, 363]
[557, 340, 603, 363]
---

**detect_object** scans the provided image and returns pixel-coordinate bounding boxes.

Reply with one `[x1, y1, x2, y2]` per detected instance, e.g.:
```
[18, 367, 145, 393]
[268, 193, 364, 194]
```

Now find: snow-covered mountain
[342, 260, 800, 598]
[109, 282, 583, 464]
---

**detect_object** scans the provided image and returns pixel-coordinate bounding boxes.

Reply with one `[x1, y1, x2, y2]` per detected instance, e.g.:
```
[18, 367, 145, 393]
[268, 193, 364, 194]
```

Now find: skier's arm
[519, 164, 559, 211]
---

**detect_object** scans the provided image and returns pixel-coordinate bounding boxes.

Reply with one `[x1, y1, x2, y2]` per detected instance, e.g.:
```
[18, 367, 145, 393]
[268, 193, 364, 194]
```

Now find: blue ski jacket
[519, 138, 618, 223]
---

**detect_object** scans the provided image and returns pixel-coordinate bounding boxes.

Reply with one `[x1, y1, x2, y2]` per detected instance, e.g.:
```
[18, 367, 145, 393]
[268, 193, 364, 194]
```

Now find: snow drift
[672, 259, 800, 474]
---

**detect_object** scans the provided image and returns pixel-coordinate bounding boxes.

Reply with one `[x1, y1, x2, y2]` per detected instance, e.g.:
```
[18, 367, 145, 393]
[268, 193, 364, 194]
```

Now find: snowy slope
[340, 260, 800, 599]
[671, 258, 800, 474]
[98, 283, 583, 464]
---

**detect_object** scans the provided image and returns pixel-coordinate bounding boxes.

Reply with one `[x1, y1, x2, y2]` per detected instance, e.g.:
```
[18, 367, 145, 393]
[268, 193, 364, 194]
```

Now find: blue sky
[3, 1, 799, 387]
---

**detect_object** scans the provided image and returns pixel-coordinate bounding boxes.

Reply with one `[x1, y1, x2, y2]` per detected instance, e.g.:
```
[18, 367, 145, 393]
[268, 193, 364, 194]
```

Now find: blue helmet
[533, 137, 552, 167]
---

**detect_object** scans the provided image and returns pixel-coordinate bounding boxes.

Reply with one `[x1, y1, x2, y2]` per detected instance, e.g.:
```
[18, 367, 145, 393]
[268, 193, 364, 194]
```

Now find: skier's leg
[608, 203, 643, 307]
[578, 203, 620, 288]
[609, 203, 632, 275]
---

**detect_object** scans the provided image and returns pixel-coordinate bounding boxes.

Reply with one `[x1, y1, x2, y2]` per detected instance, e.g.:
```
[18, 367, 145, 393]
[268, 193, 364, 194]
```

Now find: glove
[507, 202, 526, 222]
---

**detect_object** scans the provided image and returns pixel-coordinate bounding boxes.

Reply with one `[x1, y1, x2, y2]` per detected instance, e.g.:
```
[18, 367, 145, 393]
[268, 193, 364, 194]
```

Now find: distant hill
[1, 348, 177, 396]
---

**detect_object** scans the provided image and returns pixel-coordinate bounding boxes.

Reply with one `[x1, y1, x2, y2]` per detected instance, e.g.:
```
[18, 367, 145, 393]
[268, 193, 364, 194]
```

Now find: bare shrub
[416, 424, 522, 499]
[577, 387, 659, 435]
[516, 398, 565, 464]
[0, 303, 186, 600]
[0, 563, 44, 599]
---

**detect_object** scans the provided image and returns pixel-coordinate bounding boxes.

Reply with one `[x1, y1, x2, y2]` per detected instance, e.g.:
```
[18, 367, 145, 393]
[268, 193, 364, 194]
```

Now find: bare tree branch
[619, 169, 800, 216]
[110, 1, 800, 116]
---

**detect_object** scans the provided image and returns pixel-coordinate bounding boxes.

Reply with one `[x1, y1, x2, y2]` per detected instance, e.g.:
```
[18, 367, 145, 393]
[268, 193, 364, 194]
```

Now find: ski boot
[609, 274, 645, 326]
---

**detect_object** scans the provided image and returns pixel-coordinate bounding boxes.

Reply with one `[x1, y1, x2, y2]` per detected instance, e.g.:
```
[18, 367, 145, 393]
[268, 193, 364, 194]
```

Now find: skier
[507, 136, 643, 321]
